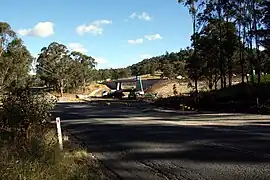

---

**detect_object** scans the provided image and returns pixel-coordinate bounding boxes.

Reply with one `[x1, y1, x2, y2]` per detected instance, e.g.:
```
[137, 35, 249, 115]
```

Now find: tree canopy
[36, 42, 97, 95]
[0, 22, 32, 91]
[1, 0, 270, 94]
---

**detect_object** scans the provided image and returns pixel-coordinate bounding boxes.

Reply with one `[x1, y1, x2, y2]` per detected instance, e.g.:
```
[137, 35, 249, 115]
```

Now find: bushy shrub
[1, 87, 57, 141]
[0, 87, 106, 180]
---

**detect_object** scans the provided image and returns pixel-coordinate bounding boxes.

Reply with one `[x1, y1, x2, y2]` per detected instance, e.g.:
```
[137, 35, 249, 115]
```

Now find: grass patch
[0, 126, 111, 180]
[252, 74, 270, 83]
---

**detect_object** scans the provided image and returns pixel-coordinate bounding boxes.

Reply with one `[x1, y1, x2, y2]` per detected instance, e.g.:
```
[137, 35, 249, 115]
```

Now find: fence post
[56, 117, 63, 151]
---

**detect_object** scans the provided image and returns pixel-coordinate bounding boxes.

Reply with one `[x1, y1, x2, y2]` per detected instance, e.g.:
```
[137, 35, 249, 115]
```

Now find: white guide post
[56, 117, 63, 151]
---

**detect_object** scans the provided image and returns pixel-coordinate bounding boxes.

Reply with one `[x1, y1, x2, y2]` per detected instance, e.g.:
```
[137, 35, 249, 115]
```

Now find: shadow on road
[52, 100, 270, 165]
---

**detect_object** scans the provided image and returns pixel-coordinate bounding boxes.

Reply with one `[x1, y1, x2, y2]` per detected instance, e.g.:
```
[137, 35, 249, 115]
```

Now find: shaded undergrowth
[0, 87, 111, 180]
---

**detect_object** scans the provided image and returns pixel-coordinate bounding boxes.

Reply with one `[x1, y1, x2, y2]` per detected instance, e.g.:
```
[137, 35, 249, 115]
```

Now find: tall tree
[70, 51, 96, 92]
[261, 0, 270, 54]
[37, 42, 71, 96]
[178, 0, 200, 98]
[0, 22, 32, 91]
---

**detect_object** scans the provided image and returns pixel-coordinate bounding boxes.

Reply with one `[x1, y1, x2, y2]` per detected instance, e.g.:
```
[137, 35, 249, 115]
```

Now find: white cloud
[94, 56, 108, 64]
[68, 43, 88, 54]
[129, 13, 138, 19]
[129, 12, 152, 21]
[128, 38, 144, 44]
[17, 21, 54, 37]
[92, 20, 112, 26]
[145, 34, 162, 40]
[140, 54, 152, 59]
[76, 20, 112, 35]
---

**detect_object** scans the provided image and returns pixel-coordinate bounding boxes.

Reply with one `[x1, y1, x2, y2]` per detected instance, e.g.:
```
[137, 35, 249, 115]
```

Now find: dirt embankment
[51, 83, 110, 101]
[146, 77, 243, 98]
[77, 83, 110, 96]
[146, 80, 207, 98]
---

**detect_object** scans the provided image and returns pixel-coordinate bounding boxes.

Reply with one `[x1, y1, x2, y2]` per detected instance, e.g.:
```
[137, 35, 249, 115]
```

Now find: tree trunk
[218, 1, 224, 88]
[208, 77, 213, 90]
[237, 0, 244, 83]
[243, 24, 247, 81]
[253, 3, 261, 84]
[239, 24, 244, 83]
[192, 4, 198, 104]
[214, 70, 218, 90]
[249, 22, 254, 84]
[226, 16, 233, 87]
[195, 78, 198, 104]
[224, 75, 227, 88]
[83, 78, 86, 94]
[228, 61, 232, 86]
[60, 79, 64, 97]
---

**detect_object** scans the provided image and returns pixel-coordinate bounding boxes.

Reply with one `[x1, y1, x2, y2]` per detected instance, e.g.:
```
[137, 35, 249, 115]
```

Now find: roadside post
[180, 104, 184, 114]
[56, 117, 63, 151]
[253, 69, 256, 83]
[256, 98, 260, 112]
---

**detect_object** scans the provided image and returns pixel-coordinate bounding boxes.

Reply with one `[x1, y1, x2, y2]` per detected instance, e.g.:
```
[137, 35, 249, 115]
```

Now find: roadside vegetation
[0, 88, 111, 180]
[0, 23, 111, 179]
[1, 0, 270, 178]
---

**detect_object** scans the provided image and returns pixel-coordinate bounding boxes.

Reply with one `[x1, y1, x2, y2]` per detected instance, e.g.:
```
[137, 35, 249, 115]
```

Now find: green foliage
[252, 74, 270, 83]
[163, 63, 175, 78]
[0, 22, 32, 90]
[68, 51, 96, 92]
[174, 0, 270, 89]
[36, 42, 97, 94]
[1, 87, 56, 139]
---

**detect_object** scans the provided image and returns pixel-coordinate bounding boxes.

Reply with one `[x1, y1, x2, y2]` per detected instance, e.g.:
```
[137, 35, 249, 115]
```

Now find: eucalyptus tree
[178, 0, 202, 98]
[222, 0, 238, 86]
[70, 51, 96, 92]
[37, 42, 72, 96]
[235, 0, 266, 83]
[0, 22, 32, 91]
[261, 0, 270, 54]
[0, 22, 16, 57]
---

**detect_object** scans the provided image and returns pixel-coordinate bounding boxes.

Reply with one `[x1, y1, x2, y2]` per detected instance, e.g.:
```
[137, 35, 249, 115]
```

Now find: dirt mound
[70, 83, 110, 96]
[71, 83, 111, 97]
[85, 83, 110, 96]
[147, 80, 193, 98]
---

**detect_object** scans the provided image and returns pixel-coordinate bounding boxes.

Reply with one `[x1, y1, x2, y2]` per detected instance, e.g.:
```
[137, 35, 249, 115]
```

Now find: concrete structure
[104, 78, 167, 91]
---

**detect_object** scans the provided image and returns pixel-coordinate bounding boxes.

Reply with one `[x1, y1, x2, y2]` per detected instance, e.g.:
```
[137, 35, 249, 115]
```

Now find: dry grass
[147, 80, 194, 97]
[76, 83, 110, 96]
[140, 74, 161, 80]
[146, 76, 244, 98]
[51, 83, 110, 99]
[0, 127, 112, 180]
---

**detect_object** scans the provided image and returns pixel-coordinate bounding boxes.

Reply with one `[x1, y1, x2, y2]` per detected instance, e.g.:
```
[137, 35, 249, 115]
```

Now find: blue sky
[1, 0, 193, 69]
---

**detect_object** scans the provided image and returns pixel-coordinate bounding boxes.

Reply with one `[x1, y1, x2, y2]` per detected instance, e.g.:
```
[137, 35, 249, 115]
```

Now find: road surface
[53, 99, 270, 180]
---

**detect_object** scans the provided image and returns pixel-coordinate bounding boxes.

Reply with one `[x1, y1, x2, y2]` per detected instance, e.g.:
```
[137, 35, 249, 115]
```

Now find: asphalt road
[52, 99, 270, 180]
